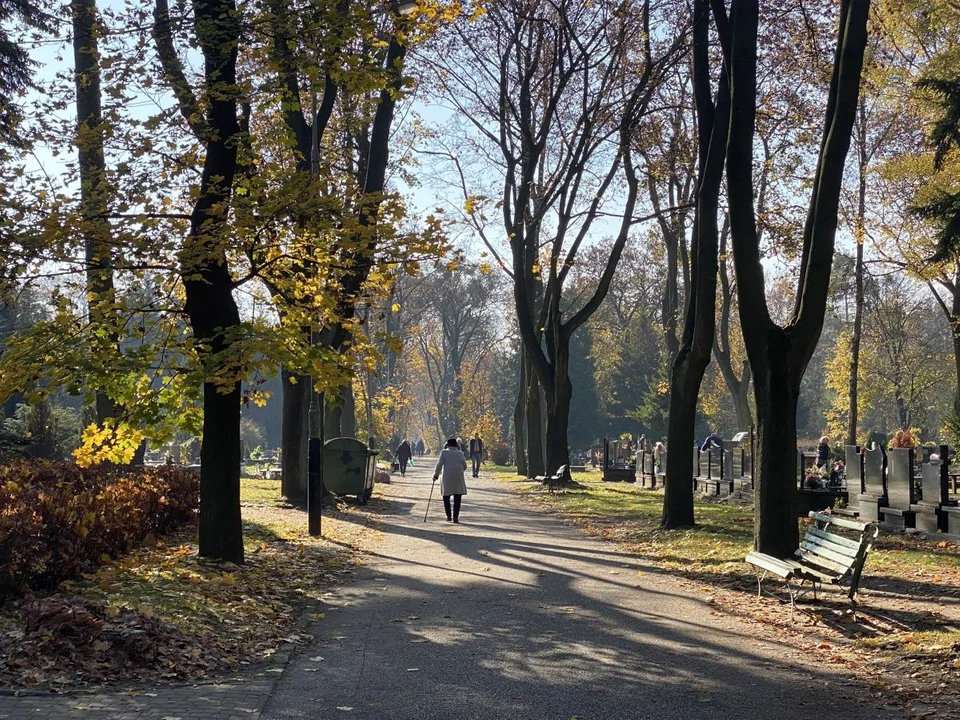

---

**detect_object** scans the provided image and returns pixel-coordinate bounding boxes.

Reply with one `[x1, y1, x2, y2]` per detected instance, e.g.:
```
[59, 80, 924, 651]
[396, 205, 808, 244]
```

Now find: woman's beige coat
[434, 447, 468, 496]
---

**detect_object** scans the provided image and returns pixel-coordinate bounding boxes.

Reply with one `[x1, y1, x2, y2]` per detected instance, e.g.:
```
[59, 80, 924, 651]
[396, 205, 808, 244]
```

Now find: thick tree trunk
[661, 0, 727, 529]
[662, 373, 699, 528]
[166, 0, 244, 563]
[514, 349, 528, 475]
[543, 374, 572, 480]
[281, 368, 308, 506]
[752, 336, 800, 558]
[525, 358, 545, 477]
[724, 0, 869, 557]
[198, 379, 244, 562]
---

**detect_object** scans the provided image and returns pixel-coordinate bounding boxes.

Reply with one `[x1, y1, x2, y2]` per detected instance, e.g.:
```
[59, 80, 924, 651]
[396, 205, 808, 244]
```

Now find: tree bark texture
[661, 0, 728, 529]
[280, 368, 309, 506]
[155, 0, 245, 563]
[525, 355, 545, 477]
[724, 0, 870, 557]
[514, 346, 528, 476]
[714, 225, 752, 432]
[73, 0, 117, 424]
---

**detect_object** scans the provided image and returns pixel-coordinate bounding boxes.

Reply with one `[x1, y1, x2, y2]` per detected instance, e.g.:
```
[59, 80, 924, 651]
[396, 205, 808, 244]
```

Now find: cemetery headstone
[858, 445, 888, 522]
[879, 447, 916, 528]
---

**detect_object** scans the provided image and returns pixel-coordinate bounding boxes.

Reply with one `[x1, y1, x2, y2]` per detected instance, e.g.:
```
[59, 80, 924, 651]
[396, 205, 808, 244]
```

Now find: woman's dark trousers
[442, 494, 462, 520]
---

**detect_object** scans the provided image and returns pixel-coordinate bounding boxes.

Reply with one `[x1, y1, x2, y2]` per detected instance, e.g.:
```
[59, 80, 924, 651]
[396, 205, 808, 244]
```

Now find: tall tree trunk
[846, 110, 867, 445]
[724, 0, 870, 557]
[752, 338, 800, 556]
[525, 356, 545, 477]
[662, 0, 728, 529]
[155, 0, 245, 562]
[198, 376, 243, 563]
[281, 368, 308, 506]
[73, 0, 117, 424]
[543, 372, 572, 479]
[514, 347, 528, 476]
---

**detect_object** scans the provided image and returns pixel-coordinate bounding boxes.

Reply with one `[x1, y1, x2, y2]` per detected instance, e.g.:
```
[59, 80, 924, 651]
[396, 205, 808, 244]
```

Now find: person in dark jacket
[468, 433, 484, 478]
[396, 440, 413, 476]
[416, 439, 425, 457]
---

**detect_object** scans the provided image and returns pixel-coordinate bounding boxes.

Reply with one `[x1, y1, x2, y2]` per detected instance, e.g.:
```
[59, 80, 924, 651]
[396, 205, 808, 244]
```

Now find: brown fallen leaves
[0, 489, 373, 692]
[0, 595, 223, 689]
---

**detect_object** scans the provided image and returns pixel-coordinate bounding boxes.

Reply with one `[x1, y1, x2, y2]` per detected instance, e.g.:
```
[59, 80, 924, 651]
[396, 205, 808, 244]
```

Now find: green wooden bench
[745, 511, 879, 608]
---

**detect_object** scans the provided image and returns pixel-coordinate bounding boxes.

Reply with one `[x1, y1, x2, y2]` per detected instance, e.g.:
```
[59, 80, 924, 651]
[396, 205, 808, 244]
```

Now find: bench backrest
[798, 512, 879, 600]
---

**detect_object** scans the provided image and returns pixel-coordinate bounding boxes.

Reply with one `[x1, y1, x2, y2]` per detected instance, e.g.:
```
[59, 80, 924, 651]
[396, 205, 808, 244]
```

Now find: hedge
[0, 461, 199, 596]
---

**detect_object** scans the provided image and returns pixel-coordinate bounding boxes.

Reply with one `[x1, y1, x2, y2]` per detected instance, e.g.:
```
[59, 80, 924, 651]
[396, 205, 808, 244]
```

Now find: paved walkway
[0, 678, 273, 719]
[0, 463, 904, 719]
[264, 464, 903, 720]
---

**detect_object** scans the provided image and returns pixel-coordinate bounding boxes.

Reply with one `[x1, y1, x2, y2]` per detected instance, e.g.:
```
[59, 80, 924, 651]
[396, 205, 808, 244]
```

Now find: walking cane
[424, 477, 437, 522]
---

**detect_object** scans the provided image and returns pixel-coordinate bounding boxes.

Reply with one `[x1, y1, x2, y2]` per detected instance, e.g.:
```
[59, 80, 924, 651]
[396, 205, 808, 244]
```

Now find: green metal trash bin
[322, 437, 377, 504]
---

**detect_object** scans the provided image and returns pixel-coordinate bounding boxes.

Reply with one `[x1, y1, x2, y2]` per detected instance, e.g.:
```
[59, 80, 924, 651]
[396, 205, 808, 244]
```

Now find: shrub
[888, 428, 921, 449]
[0, 461, 199, 596]
[487, 442, 512, 466]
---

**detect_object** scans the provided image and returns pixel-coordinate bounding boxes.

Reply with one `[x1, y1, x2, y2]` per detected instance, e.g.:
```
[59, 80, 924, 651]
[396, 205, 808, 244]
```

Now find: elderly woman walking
[433, 437, 468, 523]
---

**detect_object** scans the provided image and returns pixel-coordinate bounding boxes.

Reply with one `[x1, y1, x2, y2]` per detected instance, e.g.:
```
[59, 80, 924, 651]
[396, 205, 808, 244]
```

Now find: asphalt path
[263, 461, 901, 720]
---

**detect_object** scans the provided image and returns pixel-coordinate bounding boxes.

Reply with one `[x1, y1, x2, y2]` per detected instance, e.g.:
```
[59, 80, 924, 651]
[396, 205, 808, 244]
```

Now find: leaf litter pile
[502, 472, 960, 719]
[0, 479, 373, 691]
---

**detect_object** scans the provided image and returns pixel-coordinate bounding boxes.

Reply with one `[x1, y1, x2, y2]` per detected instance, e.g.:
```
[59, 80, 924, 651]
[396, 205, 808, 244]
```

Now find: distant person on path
[397, 439, 413, 476]
[416, 438, 425, 457]
[468, 433, 484, 478]
[456, 436, 464, 453]
[816, 436, 831, 468]
[434, 437, 468, 523]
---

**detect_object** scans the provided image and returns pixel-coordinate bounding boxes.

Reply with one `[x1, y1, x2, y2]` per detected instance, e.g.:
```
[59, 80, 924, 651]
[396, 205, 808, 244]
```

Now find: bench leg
[755, 570, 767, 598]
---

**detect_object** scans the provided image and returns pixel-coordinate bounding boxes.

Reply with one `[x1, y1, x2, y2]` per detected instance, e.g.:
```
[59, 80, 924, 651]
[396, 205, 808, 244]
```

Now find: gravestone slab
[858, 446, 887, 522]
[880, 448, 915, 528]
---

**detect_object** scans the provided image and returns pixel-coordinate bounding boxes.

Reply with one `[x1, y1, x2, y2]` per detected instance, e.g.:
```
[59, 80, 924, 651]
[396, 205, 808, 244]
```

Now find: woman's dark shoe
[446, 516, 453, 522]
[453, 518, 460, 523]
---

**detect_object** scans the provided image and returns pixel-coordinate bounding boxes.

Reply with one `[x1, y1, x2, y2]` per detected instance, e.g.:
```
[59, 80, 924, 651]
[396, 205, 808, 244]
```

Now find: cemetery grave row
[597, 434, 960, 531]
